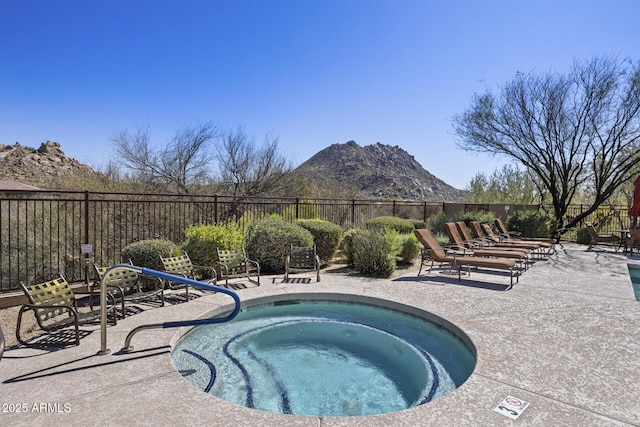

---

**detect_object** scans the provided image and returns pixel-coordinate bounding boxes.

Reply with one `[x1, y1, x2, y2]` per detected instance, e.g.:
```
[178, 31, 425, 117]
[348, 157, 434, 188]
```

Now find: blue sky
[1, 1, 639, 190]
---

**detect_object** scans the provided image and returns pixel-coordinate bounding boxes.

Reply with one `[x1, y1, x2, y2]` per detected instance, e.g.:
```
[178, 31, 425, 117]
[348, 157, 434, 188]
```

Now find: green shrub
[399, 233, 420, 264]
[351, 229, 399, 277]
[432, 232, 450, 247]
[182, 222, 245, 266]
[364, 216, 415, 234]
[245, 219, 314, 273]
[505, 210, 554, 238]
[425, 211, 448, 235]
[410, 219, 428, 230]
[296, 219, 343, 264]
[576, 228, 591, 245]
[453, 210, 496, 228]
[121, 239, 179, 270]
[339, 228, 361, 265]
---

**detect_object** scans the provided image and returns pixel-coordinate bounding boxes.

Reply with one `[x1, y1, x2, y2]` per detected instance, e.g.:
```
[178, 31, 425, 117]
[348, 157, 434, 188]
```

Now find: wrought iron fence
[0, 188, 628, 293]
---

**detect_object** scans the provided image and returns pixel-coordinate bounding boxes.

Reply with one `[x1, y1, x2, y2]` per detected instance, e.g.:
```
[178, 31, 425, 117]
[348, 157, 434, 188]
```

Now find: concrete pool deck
[1, 243, 639, 426]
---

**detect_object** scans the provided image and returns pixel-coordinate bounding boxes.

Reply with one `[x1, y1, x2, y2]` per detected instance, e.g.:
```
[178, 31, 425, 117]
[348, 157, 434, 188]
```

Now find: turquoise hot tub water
[172, 299, 476, 417]
[628, 263, 640, 301]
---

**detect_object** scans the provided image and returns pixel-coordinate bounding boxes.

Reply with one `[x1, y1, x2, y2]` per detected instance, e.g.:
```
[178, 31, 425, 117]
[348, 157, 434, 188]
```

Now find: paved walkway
[1, 244, 639, 426]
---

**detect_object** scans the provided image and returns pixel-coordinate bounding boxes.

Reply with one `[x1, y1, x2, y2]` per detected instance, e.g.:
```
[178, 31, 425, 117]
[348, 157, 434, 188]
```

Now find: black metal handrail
[97, 264, 241, 355]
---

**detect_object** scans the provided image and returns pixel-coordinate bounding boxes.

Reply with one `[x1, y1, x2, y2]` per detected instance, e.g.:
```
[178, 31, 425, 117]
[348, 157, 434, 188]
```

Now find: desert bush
[410, 219, 428, 230]
[364, 216, 415, 234]
[576, 228, 591, 245]
[339, 228, 361, 265]
[182, 222, 245, 266]
[296, 219, 343, 264]
[425, 211, 448, 235]
[453, 210, 497, 229]
[121, 239, 179, 270]
[351, 229, 400, 277]
[399, 233, 420, 264]
[505, 209, 554, 238]
[245, 218, 313, 273]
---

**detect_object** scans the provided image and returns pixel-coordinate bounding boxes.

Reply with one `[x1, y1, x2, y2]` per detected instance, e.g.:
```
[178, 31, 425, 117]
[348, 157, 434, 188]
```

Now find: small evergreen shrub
[121, 239, 179, 270]
[364, 216, 415, 234]
[453, 210, 497, 228]
[339, 228, 361, 265]
[505, 210, 556, 237]
[182, 222, 244, 266]
[351, 229, 399, 277]
[425, 211, 448, 235]
[245, 219, 314, 273]
[576, 228, 591, 245]
[296, 219, 343, 264]
[505, 210, 554, 238]
[410, 219, 428, 230]
[399, 233, 420, 264]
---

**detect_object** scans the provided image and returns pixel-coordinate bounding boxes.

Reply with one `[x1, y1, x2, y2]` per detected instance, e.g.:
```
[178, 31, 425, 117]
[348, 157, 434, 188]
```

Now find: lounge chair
[413, 229, 519, 287]
[285, 244, 321, 282]
[470, 221, 545, 253]
[443, 223, 530, 269]
[215, 247, 260, 288]
[16, 275, 117, 347]
[93, 263, 165, 318]
[160, 252, 217, 299]
[495, 218, 556, 250]
[586, 224, 619, 249]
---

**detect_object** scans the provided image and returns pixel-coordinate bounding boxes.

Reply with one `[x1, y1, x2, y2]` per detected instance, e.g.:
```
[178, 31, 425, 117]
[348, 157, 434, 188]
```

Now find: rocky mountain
[295, 141, 467, 201]
[0, 140, 466, 201]
[0, 141, 101, 189]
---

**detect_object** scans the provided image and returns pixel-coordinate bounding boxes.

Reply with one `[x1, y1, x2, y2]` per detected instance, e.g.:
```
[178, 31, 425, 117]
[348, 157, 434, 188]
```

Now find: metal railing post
[98, 264, 241, 355]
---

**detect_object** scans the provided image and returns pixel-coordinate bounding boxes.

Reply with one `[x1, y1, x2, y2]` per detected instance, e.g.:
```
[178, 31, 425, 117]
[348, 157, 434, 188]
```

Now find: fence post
[84, 190, 90, 284]
[392, 200, 396, 217]
[214, 194, 218, 224]
[296, 196, 300, 220]
[351, 199, 356, 227]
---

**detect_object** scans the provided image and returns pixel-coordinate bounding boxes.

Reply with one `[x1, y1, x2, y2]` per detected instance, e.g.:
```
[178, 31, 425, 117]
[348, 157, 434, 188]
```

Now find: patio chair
[285, 244, 321, 282]
[443, 223, 530, 269]
[586, 224, 619, 249]
[16, 275, 117, 347]
[160, 252, 217, 299]
[471, 221, 545, 253]
[92, 263, 165, 318]
[413, 228, 519, 287]
[215, 247, 260, 288]
[495, 218, 556, 250]
[625, 227, 640, 255]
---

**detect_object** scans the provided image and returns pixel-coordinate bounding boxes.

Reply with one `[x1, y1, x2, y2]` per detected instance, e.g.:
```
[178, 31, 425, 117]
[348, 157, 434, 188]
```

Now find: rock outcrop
[295, 141, 466, 201]
[0, 141, 100, 189]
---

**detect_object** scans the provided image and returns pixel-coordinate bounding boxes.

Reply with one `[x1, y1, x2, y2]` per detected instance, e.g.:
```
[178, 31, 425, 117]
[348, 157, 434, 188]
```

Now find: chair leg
[16, 306, 82, 348]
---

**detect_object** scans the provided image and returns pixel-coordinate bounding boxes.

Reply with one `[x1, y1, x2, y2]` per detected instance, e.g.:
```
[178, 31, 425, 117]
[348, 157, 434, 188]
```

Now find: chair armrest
[446, 249, 471, 256]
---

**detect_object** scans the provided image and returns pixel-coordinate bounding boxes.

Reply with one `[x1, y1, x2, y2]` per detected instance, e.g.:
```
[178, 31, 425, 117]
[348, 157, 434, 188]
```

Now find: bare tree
[454, 56, 640, 235]
[216, 127, 294, 197]
[112, 121, 219, 194]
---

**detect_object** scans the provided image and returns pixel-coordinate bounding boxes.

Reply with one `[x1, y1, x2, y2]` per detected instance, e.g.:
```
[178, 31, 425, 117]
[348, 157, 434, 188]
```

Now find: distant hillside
[0, 141, 102, 189]
[295, 141, 466, 201]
